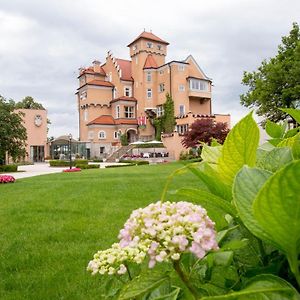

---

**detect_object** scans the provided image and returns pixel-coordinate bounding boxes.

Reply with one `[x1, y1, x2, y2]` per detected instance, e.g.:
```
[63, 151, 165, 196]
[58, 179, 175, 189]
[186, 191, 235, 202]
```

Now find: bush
[74, 159, 88, 165]
[0, 175, 15, 183]
[0, 164, 18, 172]
[75, 164, 99, 169]
[105, 164, 134, 168]
[49, 160, 75, 167]
[92, 159, 103, 162]
[120, 160, 149, 165]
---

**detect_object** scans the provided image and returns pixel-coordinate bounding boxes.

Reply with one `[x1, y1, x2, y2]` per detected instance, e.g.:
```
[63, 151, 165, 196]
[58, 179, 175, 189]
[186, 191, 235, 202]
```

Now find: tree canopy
[0, 95, 27, 164]
[181, 118, 229, 148]
[15, 96, 45, 110]
[240, 22, 300, 125]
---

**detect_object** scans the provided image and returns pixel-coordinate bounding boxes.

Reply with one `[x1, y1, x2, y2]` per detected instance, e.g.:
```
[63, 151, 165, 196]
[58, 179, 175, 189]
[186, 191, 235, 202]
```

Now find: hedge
[105, 164, 134, 168]
[120, 160, 149, 165]
[0, 164, 18, 172]
[75, 164, 99, 169]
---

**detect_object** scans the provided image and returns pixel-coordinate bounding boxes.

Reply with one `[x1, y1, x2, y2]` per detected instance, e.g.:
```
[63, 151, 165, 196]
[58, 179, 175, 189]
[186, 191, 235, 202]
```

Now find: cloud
[0, 0, 299, 137]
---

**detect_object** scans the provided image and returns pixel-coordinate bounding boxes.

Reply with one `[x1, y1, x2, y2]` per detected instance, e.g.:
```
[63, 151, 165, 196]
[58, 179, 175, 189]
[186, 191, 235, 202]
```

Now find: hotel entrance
[30, 146, 45, 162]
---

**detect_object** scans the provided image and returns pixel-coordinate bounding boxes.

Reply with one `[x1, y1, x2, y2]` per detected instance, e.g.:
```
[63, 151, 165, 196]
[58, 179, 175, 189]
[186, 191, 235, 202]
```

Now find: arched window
[98, 131, 106, 139]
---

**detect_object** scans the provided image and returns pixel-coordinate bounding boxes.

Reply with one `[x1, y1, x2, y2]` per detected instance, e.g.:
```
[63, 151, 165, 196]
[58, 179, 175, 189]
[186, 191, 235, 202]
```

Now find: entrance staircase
[106, 145, 134, 162]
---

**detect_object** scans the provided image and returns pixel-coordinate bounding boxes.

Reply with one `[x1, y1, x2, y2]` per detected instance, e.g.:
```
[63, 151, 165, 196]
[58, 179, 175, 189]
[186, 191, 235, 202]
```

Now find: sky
[0, 0, 299, 138]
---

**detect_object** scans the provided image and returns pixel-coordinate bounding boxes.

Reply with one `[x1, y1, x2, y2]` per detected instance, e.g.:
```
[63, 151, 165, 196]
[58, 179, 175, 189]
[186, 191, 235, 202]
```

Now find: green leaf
[291, 134, 300, 159]
[233, 167, 274, 243]
[253, 161, 300, 279]
[284, 127, 299, 138]
[256, 147, 293, 172]
[218, 112, 259, 185]
[268, 138, 283, 146]
[280, 108, 300, 123]
[118, 270, 170, 300]
[201, 144, 222, 164]
[210, 251, 234, 266]
[220, 239, 248, 251]
[150, 287, 181, 300]
[201, 274, 300, 299]
[265, 120, 284, 138]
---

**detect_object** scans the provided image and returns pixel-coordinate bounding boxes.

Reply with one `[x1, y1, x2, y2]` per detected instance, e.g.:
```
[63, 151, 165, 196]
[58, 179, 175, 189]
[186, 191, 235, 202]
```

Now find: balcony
[188, 90, 211, 99]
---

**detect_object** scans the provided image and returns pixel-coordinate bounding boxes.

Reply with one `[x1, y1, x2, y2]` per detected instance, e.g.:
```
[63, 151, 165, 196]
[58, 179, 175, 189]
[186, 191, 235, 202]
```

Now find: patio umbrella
[130, 141, 145, 157]
[146, 140, 164, 157]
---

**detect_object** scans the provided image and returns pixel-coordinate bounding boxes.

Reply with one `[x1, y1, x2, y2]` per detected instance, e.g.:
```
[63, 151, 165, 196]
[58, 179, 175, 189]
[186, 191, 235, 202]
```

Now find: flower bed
[62, 168, 81, 173]
[0, 175, 16, 183]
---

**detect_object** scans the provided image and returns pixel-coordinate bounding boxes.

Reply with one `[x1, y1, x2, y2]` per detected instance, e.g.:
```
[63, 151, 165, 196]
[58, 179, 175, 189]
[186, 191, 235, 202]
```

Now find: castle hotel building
[76, 31, 230, 159]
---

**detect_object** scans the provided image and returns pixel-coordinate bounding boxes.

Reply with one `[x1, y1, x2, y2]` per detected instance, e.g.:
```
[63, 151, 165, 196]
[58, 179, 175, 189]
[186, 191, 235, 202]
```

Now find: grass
[0, 162, 202, 300]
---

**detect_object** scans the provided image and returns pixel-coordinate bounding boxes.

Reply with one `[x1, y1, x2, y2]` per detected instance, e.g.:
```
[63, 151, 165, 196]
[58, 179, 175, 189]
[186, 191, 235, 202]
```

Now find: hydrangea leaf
[233, 167, 274, 244]
[201, 274, 299, 299]
[253, 161, 300, 275]
[150, 287, 181, 300]
[265, 119, 284, 138]
[201, 144, 222, 164]
[256, 147, 293, 173]
[119, 270, 170, 300]
[218, 112, 259, 185]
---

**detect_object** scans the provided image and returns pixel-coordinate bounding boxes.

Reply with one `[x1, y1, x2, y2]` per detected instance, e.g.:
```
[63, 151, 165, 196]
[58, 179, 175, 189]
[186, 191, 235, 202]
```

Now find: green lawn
[0, 162, 201, 300]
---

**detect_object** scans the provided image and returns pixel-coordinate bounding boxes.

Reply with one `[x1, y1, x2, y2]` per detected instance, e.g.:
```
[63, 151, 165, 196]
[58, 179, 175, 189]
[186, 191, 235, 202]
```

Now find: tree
[15, 96, 45, 110]
[0, 95, 27, 164]
[181, 118, 229, 148]
[161, 93, 176, 133]
[240, 22, 300, 125]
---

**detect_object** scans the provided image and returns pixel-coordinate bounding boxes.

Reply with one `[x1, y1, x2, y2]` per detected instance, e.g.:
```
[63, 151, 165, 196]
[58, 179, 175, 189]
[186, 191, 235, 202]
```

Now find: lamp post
[68, 133, 72, 169]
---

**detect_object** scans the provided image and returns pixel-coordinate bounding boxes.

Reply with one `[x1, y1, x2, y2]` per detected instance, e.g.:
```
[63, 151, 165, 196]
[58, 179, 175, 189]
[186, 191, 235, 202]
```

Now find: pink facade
[16, 109, 48, 162]
[77, 31, 230, 159]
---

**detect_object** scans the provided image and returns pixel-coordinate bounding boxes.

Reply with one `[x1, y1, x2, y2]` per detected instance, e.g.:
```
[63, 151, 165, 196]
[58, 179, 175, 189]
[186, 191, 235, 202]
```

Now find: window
[157, 44, 162, 50]
[100, 147, 105, 154]
[179, 84, 185, 91]
[146, 42, 153, 48]
[159, 83, 165, 93]
[88, 131, 94, 140]
[83, 110, 88, 121]
[176, 124, 189, 135]
[113, 87, 117, 99]
[116, 105, 120, 118]
[99, 131, 106, 139]
[147, 72, 152, 82]
[178, 65, 185, 71]
[124, 106, 134, 118]
[114, 131, 119, 139]
[124, 86, 132, 97]
[179, 104, 185, 116]
[80, 91, 87, 100]
[157, 105, 164, 117]
[147, 89, 152, 99]
[190, 79, 209, 91]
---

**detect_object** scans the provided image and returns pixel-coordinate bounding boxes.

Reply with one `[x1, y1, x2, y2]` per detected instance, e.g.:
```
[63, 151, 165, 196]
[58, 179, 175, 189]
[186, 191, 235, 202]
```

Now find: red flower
[62, 168, 81, 173]
[0, 175, 16, 183]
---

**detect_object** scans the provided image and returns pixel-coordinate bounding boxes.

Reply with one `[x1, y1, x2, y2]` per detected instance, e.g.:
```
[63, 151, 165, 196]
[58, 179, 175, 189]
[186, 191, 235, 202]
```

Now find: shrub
[74, 159, 88, 165]
[92, 159, 103, 162]
[120, 160, 149, 165]
[75, 164, 99, 169]
[49, 160, 75, 167]
[0, 164, 18, 172]
[0, 175, 15, 183]
[105, 164, 134, 168]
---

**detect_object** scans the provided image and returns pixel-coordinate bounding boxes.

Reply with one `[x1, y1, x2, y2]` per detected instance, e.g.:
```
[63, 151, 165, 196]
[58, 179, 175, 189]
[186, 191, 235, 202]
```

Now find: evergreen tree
[161, 93, 176, 134]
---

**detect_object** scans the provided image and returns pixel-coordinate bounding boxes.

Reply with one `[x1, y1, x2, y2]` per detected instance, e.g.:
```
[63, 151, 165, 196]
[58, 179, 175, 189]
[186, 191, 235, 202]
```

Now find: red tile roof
[79, 66, 106, 77]
[128, 31, 169, 46]
[87, 115, 138, 126]
[144, 54, 158, 69]
[87, 115, 115, 125]
[110, 96, 137, 104]
[86, 80, 114, 87]
[116, 59, 133, 81]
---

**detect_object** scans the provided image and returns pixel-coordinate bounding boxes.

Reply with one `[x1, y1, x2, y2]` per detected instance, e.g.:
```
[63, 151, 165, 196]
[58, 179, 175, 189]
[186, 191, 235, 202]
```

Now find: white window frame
[116, 105, 120, 118]
[159, 83, 165, 93]
[179, 104, 185, 116]
[147, 89, 152, 99]
[80, 91, 87, 100]
[113, 131, 119, 139]
[83, 110, 88, 121]
[178, 65, 185, 71]
[157, 44, 162, 50]
[157, 105, 164, 117]
[189, 79, 209, 91]
[179, 84, 185, 92]
[124, 106, 134, 118]
[113, 87, 117, 99]
[124, 86, 132, 97]
[176, 124, 189, 135]
[98, 131, 106, 139]
[147, 72, 152, 82]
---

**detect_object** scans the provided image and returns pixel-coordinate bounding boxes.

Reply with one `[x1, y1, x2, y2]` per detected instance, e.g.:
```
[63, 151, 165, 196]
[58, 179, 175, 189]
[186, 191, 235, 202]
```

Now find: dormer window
[124, 86, 132, 97]
[146, 42, 153, 48]
[157, 44, 162, 50]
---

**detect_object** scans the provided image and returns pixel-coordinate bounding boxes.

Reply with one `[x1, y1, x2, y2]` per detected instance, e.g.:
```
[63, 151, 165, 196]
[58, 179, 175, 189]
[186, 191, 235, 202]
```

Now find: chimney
[92, 60, 101, 73]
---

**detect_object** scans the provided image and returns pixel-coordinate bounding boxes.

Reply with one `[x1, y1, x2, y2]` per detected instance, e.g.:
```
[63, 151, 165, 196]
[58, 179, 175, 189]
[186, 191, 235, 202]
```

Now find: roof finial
[143, 28, 145, 32]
